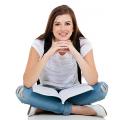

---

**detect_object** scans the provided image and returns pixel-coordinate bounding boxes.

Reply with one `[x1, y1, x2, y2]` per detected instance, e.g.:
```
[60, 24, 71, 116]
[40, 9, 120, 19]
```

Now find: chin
[58, 37, 70, 41]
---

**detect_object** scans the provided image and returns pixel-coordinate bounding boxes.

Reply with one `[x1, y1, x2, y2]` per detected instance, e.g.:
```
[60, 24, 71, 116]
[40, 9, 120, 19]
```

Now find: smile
[59, 32, 68, 37]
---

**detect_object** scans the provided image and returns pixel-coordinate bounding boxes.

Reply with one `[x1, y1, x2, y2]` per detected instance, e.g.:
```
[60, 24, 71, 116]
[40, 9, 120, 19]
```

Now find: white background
[0, 0, 119, 120]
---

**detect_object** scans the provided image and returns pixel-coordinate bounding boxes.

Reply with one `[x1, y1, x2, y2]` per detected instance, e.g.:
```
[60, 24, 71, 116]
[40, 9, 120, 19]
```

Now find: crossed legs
[16, 82, 108, 115]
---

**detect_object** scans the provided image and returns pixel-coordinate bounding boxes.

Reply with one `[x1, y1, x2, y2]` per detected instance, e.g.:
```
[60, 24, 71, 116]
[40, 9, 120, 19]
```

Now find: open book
[32, 84, 93, 104]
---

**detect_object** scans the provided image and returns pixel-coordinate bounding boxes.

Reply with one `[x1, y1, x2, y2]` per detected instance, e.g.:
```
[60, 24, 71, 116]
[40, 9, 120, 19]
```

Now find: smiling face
[52, 14, 74, 41]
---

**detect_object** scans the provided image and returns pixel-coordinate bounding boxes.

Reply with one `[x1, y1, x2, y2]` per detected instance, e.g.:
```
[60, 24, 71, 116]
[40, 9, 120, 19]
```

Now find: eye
[65, 22, 71, 25]
[54, 23, 60, 26]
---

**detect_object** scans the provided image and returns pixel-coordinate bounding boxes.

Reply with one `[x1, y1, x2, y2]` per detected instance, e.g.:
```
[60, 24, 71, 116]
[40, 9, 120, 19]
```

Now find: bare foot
[71, 105, 97, 116]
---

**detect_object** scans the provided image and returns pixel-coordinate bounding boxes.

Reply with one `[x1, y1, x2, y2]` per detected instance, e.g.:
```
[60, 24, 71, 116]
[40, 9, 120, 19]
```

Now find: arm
[63, 40, 98, 85]
[23, 47, 50, 88]
[72, 49, 98, 85]
[23, 40, 69, 88]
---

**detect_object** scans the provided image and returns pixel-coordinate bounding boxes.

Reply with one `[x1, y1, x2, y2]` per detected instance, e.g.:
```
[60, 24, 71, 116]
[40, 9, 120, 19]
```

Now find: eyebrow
[54, 21, 72, 23]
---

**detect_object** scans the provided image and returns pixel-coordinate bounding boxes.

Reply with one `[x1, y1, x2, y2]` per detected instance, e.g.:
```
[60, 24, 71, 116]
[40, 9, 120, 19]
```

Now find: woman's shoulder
[79, 37, 91, 46]
[79, 37, 92, 57]
[31, 39, 45, 55]
[32, 39, 44, 45]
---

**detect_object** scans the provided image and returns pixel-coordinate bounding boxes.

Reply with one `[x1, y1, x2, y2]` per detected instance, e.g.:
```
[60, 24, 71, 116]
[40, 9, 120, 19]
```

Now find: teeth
[59, 33, 67, 36]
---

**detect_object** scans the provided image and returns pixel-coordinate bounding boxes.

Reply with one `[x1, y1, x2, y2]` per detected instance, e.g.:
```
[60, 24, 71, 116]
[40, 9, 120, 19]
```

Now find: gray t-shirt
[32, 38, 92, 89]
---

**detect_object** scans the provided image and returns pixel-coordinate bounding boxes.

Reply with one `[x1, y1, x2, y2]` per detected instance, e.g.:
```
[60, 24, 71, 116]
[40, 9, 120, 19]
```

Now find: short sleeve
[31, 39, 44, 55]
[79, 38, 92, 57]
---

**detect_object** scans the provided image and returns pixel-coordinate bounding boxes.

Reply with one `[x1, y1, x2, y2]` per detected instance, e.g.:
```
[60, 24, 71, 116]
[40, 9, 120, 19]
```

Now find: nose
[60, 24, 66, 31]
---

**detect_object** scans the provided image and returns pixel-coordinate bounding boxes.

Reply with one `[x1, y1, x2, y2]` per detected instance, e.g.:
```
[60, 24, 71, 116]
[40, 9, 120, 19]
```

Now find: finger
[57, 46, 69, 51]
[55, 42, 68, 46]
[57, 42, 69, 46]
[57, 48, 69, 52]
[56, 41, 69, 44]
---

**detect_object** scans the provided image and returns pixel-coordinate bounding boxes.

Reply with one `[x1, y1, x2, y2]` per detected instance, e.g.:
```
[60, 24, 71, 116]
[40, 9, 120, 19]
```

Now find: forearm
[23, 52, 50, 88]
[71, 49, 98, 85]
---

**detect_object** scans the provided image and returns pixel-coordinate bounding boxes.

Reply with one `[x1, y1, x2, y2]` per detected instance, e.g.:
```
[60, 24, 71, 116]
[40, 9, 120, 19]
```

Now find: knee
[93, 82, 108, 99]
[16, 85, 32, 102]
[16, 86, 24, 98]
[100, 82, 108, 93]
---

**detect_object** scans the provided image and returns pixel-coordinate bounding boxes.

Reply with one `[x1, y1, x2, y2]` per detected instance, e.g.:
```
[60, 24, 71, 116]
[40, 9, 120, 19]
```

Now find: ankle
[71, 105, 97, 116]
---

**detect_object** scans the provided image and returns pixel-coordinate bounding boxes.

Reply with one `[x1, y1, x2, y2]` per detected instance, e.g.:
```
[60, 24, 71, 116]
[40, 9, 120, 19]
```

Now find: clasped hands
[52, 40, 75, 55]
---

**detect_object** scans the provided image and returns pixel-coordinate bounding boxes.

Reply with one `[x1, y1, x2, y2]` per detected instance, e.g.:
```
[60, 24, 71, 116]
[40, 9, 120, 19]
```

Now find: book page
[59, 84, 93, 104]
[32, 84, 60, 98]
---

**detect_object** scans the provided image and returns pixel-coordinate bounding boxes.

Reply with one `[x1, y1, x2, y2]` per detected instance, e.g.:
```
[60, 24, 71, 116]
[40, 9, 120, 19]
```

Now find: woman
[16, 5, 108, 117]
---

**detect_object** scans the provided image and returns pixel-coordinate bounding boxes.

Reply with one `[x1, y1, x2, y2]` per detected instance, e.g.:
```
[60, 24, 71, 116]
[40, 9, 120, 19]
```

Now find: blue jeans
[16, 82, 108, 115]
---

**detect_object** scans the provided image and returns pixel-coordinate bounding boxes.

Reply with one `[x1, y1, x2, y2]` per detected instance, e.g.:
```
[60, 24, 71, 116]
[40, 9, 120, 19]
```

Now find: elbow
[88, 80, 98, 86]
[23, 75, 33, 88]
[88, 73, 98, 86]
[23, 81, 32, 88]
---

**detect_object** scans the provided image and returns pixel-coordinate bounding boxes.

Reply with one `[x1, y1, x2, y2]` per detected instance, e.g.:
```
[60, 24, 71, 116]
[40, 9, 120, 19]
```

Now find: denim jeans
[16, 82, 108, 115]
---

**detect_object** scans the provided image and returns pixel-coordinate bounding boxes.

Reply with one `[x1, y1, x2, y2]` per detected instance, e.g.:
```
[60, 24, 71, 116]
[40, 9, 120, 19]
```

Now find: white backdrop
[0, 0, 119, 120]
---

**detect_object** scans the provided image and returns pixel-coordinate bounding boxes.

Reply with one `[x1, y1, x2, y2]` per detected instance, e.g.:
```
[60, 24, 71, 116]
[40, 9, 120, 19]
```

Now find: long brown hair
[37, 5, 85, 51]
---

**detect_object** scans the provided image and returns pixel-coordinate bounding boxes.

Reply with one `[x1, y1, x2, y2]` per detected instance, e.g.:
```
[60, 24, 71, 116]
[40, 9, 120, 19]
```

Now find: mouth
[58, 32, 68, 37]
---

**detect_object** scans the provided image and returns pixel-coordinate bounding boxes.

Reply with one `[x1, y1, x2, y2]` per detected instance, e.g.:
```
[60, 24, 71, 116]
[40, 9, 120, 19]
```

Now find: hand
[61, 40, 77, 55]
[47, 40, 69, 56]
[46, 40, 77, 56]
[64, 40, 75, 52]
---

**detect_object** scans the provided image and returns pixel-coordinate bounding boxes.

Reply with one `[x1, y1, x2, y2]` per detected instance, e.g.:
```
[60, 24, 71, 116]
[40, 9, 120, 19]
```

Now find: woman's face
[53, 14, 73, 41]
